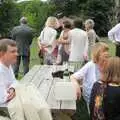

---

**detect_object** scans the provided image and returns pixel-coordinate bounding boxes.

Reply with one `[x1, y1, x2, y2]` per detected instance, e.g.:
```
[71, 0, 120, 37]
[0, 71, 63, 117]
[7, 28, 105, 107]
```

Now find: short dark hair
[0, 39, 16, 52]
[73, 19, 83, 28]
[63, 20, 72, 29]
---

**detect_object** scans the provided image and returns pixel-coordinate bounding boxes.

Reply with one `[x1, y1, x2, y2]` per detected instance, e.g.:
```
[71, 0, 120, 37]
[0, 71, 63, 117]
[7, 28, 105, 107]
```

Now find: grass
[18, 37, 115, 120]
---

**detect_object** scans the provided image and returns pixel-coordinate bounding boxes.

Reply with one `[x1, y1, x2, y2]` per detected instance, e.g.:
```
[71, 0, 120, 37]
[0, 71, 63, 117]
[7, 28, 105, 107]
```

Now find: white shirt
[40, 27, 57, 53]
[108, 23, 120, 42]
[68, 28, 88, 62]
[73, 61, 100, 104]
[0, 62, 18, 107]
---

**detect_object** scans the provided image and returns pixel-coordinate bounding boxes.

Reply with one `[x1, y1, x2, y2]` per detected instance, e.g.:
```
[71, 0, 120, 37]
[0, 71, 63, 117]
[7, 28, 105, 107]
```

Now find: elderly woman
[85, 19, 99, 58]
[38, 16, 58, 65]
[90, 57, 120, 120]
[70, 42, 109, 111]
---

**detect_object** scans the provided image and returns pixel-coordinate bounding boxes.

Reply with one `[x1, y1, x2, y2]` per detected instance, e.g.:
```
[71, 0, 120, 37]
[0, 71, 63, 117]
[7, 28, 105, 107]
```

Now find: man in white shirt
[68, 19, 88, 70]
[0, 39, 18, 118]
[0, 39, 52, 120]
[108, 15, 120, 57]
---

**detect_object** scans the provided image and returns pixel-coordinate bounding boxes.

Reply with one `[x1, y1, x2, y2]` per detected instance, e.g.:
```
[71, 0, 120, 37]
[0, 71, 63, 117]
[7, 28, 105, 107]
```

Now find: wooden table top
[21, 65, 76, 110]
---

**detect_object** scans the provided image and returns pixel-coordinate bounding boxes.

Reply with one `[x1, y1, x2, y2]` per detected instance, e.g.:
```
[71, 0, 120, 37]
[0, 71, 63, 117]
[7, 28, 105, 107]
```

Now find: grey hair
[20, 17, 27, 24]
[85, 19, 95, 28]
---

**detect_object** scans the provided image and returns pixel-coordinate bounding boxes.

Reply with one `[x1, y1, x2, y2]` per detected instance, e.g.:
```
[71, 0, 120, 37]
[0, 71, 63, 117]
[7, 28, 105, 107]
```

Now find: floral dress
[90, 81, 106, 120]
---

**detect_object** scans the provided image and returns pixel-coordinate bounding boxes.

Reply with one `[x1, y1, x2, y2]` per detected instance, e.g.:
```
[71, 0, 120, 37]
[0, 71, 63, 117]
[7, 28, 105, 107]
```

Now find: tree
[0, 0, 20, 37]
[17, 0, 56, 35]
[82, 0, 114, 36]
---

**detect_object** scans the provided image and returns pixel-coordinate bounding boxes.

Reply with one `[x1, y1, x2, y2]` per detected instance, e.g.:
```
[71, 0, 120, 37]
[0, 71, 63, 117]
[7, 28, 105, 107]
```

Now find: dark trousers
[116, 44, 120, 57]
[13, 55, 30, 78]
[0, 107, 10, 118]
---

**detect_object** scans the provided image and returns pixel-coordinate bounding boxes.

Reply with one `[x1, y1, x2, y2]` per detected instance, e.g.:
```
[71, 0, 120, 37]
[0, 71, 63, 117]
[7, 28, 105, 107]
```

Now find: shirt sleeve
[0, 75, 8, 104]
[108, 24, 120, 41]
[84, 32, 89, 54]
[73, 62, 90, 81]
[39, 31, 44, 42]
[9, 66, 19, 89]
[48, 30, 57, 45]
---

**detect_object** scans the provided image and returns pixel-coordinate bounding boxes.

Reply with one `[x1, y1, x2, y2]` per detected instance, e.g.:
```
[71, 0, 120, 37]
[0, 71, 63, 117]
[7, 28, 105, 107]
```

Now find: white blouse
[73, 61, 100, 104]
[108, 23, 120, 42]
[40, 27, 57, 54]
[0, 62, 18, 107]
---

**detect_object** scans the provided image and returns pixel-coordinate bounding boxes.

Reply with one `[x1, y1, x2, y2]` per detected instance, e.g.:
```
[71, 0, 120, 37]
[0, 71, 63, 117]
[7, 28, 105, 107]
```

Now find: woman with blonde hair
[90, 57, 120, 120]
[70, 42, 109, 112]
[38, 16, 58, 65]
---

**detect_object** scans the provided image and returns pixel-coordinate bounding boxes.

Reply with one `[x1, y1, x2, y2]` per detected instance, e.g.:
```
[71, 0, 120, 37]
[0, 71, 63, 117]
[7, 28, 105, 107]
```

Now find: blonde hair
[102, 57, 120, 84]
[85, 19, 95, 28]
[45, 16, 58, 28]
[91, 42, 109, 63]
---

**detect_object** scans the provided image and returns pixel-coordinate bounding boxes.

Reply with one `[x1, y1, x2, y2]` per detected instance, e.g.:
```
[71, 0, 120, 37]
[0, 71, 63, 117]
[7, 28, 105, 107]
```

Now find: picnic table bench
[20, 65, 76, 110]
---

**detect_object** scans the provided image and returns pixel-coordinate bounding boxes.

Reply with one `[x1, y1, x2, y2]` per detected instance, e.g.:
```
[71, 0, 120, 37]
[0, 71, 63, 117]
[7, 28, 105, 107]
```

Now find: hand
[7, 88, 16, 102]
[83, 52, 88, 61]
[72, 82, 81, 100]
[76, 85, 81, 100]
[112, 41, 120, 45]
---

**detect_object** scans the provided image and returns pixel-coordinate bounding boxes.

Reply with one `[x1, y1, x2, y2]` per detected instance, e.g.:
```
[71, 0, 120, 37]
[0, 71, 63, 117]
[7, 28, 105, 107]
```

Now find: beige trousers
[7, 84, 52, 120]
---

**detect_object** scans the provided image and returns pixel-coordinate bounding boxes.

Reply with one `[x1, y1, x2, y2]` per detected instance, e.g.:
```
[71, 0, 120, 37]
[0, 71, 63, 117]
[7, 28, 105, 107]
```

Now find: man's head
[73, 18, 83, 29]
[0, 39, 18, 67]
[20, 17, 27, 24]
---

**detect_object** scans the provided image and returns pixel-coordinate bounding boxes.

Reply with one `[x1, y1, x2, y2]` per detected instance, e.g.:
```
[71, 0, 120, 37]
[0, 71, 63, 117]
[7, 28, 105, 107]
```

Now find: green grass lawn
[28, 37, 115, 70]
[18, 37, 115, 120]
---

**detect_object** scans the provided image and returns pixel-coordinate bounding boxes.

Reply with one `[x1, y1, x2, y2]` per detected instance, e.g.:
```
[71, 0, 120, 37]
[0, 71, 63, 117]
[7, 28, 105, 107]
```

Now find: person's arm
[108, 24, 120, 42]
[83, 33, 89, 60]
[0, 73, 16, 104]
[70, 62, 90, 99]
[70, 75, 81, 99]
[37, 31, 48, 49]
[0, 81, 7, 105]
[11, 28, 16, 40]
[58, 31, 69, 44]
[37, 36, 42, 49]
[48, 30, 57, 47]
[28, 29, 34, 45]
[6, 67, 18, 102]
[6, 88, 16, 102]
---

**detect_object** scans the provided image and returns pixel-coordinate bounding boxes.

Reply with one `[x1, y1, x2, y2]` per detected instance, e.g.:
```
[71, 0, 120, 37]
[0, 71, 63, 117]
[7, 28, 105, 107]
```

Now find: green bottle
[63, 69, 69, 82]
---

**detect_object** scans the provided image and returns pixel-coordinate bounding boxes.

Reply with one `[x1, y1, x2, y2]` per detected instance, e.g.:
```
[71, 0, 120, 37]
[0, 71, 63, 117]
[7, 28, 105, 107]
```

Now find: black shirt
[104, 84, 120, 120]
[90, 81, 120, 120]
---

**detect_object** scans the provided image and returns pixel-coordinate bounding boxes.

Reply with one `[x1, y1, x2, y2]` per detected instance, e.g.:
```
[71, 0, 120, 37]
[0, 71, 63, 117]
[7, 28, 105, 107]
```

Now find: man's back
[69, 28, 88, 62]
[11, 24, 33, 56]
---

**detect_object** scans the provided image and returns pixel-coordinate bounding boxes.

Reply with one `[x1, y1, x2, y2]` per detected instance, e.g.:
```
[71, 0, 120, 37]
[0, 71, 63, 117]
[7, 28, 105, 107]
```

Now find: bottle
[63, 69, 69, 82]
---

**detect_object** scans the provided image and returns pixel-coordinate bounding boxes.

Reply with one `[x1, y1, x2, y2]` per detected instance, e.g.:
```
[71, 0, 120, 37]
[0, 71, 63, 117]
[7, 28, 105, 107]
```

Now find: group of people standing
[37, 16, 99, 73]
[0, 15, 120, 120]
[37, 16, 120, 120]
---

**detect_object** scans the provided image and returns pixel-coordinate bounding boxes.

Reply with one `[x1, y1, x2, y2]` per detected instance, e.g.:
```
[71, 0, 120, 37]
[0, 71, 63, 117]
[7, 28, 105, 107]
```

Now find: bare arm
[70, 75, 81, 99]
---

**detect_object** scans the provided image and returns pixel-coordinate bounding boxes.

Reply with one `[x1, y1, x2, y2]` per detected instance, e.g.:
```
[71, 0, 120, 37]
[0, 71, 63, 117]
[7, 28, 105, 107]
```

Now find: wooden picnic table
[20, 65, 76, 111]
